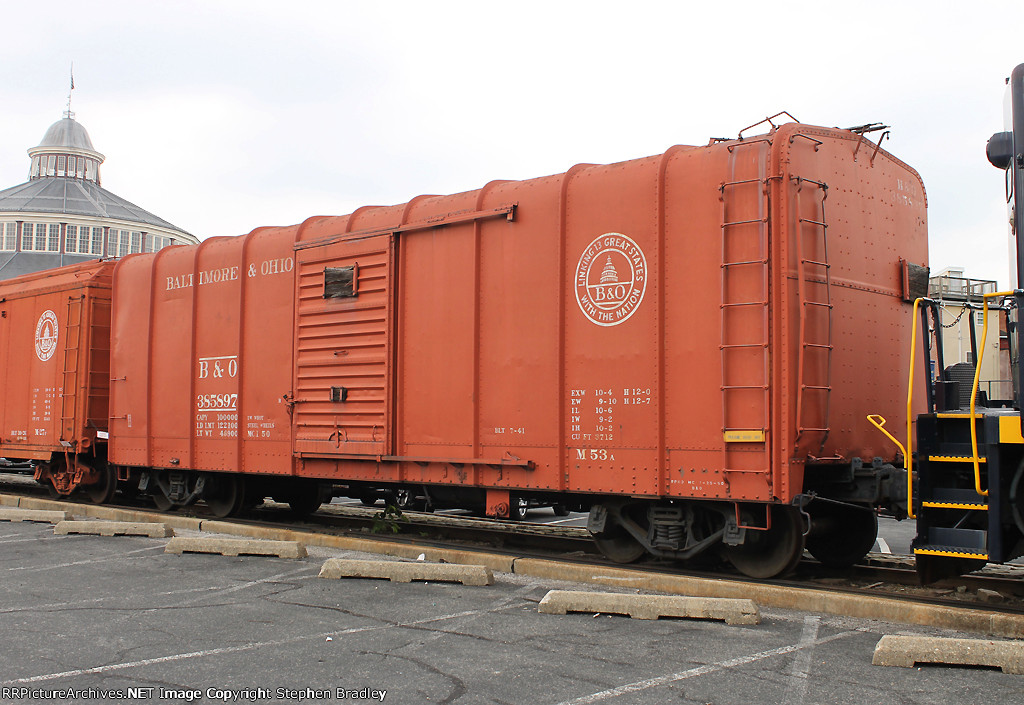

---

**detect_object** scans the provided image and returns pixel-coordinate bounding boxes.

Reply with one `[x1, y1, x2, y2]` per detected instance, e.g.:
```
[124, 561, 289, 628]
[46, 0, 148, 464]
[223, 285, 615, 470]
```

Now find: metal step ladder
[792, 177, 834, 455]
[719, 139, 771, 478]
[912, 413, 993, 563]
[59, 294, 84, 445]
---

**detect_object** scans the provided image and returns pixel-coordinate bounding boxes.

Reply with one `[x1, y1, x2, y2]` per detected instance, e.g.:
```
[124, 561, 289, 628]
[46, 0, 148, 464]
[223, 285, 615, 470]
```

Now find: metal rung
[722, 259, 768, 267]
[721, 178, 762, 187]
[799, 218, 827, 227]
[722, 218, 766, 227]
[801, 385, 831, 391]
[722, 385, 769, 390]
[721, 301, 768, 308]
[800, 259, 830, 268]
[803, 343, 832, 349]
[721, 343, 767, 349]
[798, 427, 829, 432]
[804, 301, 832, 308]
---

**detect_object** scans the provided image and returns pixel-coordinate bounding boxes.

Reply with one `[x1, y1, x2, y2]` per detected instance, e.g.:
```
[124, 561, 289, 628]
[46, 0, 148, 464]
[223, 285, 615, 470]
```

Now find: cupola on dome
[0, 105, 198, 280]
[26, 112, 105, 183]
[35, 117, 99, 153]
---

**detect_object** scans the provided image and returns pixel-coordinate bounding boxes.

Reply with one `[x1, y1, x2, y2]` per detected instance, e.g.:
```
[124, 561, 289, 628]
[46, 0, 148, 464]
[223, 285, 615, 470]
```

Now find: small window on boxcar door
[324, 266, 357, 299]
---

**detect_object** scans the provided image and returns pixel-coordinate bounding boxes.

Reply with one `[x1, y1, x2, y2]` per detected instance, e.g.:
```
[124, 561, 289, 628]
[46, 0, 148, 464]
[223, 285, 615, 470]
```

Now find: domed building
[0, 110, 197, 280]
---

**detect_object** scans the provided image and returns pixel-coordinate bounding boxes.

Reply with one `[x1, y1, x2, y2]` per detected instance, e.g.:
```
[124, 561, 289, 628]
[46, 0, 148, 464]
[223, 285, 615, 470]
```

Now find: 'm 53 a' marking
[574, 448, 616, 461]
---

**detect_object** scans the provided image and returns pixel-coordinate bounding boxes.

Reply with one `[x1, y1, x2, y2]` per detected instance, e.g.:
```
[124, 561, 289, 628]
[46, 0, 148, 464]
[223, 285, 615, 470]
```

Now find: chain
[940, 303, 971, 329]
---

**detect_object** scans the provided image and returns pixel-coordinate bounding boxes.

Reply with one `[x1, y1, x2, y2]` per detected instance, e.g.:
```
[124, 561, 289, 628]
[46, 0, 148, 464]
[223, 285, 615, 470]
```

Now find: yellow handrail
[968, 290, 1014, 497]
[866, 414, 911, 516]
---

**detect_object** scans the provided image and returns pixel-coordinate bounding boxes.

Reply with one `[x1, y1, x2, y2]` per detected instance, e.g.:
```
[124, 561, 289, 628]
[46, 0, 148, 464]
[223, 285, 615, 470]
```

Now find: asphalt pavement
[1, 519, 1021, 705]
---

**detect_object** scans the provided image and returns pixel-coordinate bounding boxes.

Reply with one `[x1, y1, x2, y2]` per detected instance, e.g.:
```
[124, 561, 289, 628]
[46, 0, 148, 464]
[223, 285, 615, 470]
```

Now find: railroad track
[2, 471, 1023, 615]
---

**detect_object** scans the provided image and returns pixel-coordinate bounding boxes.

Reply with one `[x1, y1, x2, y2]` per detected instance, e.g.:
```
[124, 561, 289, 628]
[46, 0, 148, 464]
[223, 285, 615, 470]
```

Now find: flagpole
[66, 62, 75, 119]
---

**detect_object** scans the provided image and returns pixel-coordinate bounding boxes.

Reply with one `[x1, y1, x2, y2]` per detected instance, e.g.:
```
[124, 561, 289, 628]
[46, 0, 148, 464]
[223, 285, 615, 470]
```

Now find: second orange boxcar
[0, 260, 115, 500]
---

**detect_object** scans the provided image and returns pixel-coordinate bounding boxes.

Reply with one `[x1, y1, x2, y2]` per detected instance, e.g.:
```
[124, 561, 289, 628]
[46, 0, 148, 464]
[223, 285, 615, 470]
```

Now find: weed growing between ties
[371, 503, 405, 534]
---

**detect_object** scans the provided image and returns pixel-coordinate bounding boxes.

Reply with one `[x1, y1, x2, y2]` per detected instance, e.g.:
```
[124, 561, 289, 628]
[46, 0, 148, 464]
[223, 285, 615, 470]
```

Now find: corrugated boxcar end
[0, 259, 116, 499]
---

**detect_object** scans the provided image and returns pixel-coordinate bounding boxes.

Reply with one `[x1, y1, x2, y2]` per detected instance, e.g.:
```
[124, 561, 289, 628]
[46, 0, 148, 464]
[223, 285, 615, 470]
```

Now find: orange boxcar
[106, 122, 928, 576]
[0, 260, 116, 500]
[108, 225, 307, 514]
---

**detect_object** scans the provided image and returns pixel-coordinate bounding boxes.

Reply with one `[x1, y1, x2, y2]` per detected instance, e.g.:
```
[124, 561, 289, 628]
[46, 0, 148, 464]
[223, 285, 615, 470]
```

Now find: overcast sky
[1, 1, 1020, 286]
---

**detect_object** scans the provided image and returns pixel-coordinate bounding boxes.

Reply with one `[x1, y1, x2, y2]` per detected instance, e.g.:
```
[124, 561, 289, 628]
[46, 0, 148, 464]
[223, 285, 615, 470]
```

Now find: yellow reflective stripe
[921, 502, 988, 510]
[914, 548, 988, 559]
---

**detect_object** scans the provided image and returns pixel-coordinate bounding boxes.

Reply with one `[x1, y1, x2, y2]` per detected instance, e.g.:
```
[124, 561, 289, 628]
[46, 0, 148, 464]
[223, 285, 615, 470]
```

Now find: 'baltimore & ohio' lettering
[166, 266, 240, 291]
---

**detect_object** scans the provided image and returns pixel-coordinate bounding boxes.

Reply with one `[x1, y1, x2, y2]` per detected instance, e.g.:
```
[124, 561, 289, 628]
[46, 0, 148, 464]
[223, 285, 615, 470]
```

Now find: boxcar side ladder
[719, 139, 772, 482]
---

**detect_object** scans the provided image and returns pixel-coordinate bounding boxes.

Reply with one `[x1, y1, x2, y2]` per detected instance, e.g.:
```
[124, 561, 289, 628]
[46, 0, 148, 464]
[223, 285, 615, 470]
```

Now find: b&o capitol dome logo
[574, 233, 647, 326]
[35, 310, 59, 362]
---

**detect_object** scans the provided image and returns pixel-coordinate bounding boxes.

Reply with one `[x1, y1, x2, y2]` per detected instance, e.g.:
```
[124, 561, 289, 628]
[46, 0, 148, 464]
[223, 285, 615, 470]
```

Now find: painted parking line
[549, 628, 860, 705]
[874, 537, 891, 554]
[1, 599, 527, 686]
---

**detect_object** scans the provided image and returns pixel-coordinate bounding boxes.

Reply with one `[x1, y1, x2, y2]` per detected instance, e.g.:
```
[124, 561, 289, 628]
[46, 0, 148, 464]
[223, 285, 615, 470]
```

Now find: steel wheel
[204, 474, 245, 518]
[594, 523, 646, 563]
[592, 506, 646, 563]
[151, 490, 174, 511]
[85, 464, 117, 504]
[285, 483, 325, 517]
[805, 504, 878, 568]
[724, 506, 806, 579]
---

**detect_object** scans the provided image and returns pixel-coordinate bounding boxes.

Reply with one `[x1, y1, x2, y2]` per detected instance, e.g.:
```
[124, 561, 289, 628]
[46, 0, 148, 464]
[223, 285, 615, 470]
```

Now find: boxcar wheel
[805, 504, 878, 568]
[204, 475, 245, 518]
[594, 528, 646, 563]
[151, 490, 175, 512]
[724, 506, 805, 579]
[593, 509, 647, 564]
[85, 464, 117, 504]
[280, 483, 325, 517]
